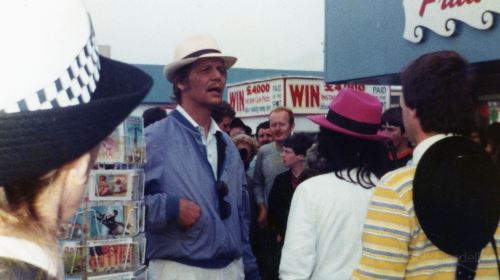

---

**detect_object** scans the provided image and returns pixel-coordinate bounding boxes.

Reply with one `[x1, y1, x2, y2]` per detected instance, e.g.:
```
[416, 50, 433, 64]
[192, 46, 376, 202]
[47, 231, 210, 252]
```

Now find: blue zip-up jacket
[144, 110, 259, 279]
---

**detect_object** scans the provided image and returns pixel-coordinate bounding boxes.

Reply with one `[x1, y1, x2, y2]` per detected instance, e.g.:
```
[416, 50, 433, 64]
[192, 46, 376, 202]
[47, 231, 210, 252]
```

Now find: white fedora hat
[163, 34, 237, 82]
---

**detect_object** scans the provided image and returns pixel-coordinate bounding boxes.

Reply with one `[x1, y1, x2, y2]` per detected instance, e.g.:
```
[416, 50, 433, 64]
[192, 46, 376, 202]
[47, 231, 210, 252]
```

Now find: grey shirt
[252, 142, 287, 206]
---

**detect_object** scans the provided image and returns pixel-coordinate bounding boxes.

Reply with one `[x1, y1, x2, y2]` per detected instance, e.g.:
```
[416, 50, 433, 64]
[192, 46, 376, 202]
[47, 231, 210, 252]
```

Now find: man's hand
[257, 203, 267, 227]
[178, 198, 201, 231]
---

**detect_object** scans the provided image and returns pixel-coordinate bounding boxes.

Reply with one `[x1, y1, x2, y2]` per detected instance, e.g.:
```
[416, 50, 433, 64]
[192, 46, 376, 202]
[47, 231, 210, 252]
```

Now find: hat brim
[0, 56, 153, 185]
[414, 136, 500, 256]
[308, 114, 388, 141]
[163, 54, 237, 82]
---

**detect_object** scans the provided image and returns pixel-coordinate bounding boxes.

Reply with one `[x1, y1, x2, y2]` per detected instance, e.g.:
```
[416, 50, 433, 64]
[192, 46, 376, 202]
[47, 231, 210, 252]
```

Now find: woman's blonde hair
[232, 134, 258, 158]
[0, 170, 62, 258]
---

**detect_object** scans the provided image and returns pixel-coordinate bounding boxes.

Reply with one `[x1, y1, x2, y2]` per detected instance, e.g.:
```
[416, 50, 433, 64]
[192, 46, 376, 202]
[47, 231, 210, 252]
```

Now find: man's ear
[297, 154, 305, 161]
[177, 80, 187, 92]
[409, 107, 418, 120]
[402, 130, 408, 138]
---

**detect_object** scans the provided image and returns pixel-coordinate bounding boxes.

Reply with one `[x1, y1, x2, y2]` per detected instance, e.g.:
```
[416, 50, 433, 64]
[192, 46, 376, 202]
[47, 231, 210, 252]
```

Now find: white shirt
[177, 105, 220, 179]
[0, 236, 58, 277]
[407, 133, 448, 166]
[280, 170, 376, 280]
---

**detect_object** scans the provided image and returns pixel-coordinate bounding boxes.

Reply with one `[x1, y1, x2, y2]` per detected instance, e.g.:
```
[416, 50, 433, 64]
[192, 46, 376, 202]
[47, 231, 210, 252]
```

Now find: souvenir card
[59, 208, 89, 239]
[89, 170, 134, 201]
[124, 116, 144, 164]
[138, 201, 145, 233]
[88, 204, 138, 239]
[96, 126, 125, 164]
[60, 241, 84, 275]
[87, 238, 135, 274]
[131, 169, 144, 201]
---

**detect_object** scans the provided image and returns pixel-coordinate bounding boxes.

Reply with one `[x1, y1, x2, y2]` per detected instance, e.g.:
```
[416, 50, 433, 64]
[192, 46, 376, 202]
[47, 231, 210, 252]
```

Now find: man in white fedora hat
[144, 34, 260, 280]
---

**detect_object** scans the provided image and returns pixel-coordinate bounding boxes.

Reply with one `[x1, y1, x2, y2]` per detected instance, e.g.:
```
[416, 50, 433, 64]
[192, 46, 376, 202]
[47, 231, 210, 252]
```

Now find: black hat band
[183, 49, 221, 59]
[326, 110, 379, 135]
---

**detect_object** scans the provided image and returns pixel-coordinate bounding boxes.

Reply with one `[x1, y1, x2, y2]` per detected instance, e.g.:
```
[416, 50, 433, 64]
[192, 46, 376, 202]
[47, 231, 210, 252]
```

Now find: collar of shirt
[0, 236, 58, 277]
[176, 105, 220, 179]
[176, 105, 221, 143]
[409, 134, 449, 166]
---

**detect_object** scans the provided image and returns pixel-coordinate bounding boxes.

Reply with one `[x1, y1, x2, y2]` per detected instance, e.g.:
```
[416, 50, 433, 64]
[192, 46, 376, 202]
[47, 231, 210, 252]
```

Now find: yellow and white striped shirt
[353, 166, 500, 279]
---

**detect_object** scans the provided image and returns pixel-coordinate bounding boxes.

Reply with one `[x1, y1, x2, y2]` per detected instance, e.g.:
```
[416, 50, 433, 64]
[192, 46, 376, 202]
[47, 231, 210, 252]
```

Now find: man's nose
[212, 68, 225, 80]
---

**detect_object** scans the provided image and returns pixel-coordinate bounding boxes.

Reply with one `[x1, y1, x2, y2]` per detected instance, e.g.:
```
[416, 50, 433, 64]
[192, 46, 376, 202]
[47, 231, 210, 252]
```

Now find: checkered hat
[0, 0, 152, 185]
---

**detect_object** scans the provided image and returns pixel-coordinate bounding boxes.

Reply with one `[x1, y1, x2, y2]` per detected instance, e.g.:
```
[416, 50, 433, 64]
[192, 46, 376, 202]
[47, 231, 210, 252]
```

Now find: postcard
[131, 170, 144, 201]
[96, 126, 125, 164]
[88, 204, 137, 239]
[87, 238, 134, 273]
[59, 209, 89, 240]
[89, 170, 134, 201]
[60, 240, 84, 275]
[124, 116, 144, 164]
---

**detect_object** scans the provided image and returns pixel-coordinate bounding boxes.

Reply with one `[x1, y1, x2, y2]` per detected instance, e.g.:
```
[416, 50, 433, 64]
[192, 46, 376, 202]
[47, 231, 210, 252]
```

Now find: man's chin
[275, 136, 286, 142]
[208, 99, 223, 108]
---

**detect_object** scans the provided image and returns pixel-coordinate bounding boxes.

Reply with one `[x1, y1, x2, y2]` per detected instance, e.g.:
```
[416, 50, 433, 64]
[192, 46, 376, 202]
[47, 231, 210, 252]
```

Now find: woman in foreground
[0, 0, 152, 278]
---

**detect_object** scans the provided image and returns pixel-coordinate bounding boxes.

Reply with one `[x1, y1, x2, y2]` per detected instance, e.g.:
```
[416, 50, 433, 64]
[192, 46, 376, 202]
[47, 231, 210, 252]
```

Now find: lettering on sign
[289, 84, 320, 108]
[403, 0, 500, 43]
[246, 83, 270, 95]
[228, 78, 390, 117]
[229, 90, 244, 112]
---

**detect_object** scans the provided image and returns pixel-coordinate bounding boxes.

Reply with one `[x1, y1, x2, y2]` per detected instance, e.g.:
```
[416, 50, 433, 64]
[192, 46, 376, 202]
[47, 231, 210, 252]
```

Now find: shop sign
[285, 79, 390, 114]
[228, 77, 391, 117]
[228, 79, 284, 117]
[403, 0, 500, 43]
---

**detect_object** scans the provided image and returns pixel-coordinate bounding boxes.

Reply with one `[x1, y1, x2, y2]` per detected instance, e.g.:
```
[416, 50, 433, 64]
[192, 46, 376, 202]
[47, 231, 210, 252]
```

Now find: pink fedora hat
[308, 88, 387, 141]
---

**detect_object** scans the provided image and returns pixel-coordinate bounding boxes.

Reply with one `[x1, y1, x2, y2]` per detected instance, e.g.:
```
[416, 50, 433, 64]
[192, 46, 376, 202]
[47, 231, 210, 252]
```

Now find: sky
[83, 0, 324, 71]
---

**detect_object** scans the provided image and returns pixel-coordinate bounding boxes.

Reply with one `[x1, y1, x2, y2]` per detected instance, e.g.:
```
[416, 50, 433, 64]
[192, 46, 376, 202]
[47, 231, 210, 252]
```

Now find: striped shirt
[353, 166, 500, 279]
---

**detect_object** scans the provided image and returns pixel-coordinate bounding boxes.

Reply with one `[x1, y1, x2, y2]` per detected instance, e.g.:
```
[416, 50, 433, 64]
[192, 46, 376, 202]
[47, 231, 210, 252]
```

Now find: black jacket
[267, 170, 296, 237]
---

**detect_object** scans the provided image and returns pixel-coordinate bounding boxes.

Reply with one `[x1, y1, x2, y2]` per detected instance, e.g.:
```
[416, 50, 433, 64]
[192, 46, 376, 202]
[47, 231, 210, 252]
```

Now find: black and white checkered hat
[0, 0, 152, 185]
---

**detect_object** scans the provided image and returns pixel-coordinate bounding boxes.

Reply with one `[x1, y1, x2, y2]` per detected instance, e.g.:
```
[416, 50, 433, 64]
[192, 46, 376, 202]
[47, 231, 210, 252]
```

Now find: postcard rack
[59, 116, 147, 280]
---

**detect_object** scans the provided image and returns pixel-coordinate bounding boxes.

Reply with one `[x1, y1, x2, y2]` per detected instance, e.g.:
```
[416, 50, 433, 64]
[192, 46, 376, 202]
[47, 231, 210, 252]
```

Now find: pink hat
[308, 88, 387, 141]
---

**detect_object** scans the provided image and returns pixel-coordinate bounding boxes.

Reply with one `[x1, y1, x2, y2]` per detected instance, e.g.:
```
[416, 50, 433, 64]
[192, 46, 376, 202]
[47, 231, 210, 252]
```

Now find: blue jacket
[144, 110, 259, 279]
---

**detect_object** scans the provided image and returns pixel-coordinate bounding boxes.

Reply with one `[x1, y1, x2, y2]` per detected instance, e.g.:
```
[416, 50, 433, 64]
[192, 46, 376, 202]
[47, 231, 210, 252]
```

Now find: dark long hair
[317, 127, 391, 188]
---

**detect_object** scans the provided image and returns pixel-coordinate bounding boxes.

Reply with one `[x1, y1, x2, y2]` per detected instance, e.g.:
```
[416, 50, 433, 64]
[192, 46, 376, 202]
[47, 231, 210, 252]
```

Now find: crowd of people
[141, 33, 500, 280]
[0, 1, 499, 280]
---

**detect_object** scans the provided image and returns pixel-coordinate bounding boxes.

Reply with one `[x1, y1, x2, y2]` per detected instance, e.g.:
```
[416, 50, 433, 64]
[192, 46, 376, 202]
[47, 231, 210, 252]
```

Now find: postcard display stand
[59, 116, 147, 280]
